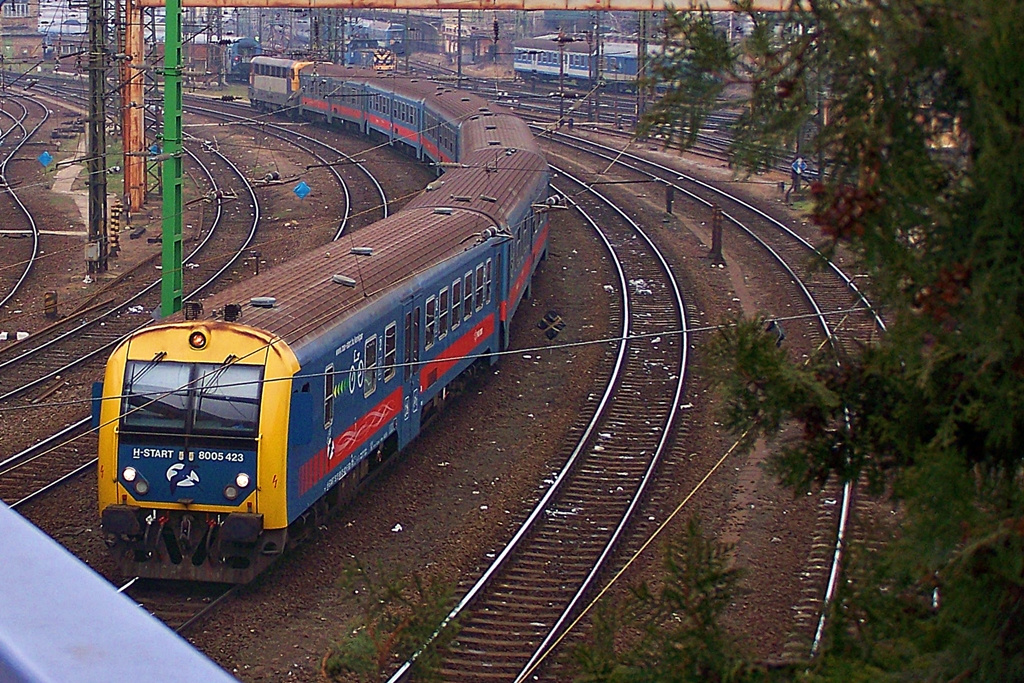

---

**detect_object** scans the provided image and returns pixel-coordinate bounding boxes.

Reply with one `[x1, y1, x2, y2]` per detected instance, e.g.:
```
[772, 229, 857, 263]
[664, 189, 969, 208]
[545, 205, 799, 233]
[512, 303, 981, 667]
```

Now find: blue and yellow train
[96, 61, 551, 582]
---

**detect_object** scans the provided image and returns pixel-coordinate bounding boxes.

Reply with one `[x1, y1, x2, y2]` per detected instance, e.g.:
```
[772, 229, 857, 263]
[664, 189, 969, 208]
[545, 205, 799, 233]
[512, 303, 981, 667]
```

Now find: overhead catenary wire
[0, 304, 875, 417]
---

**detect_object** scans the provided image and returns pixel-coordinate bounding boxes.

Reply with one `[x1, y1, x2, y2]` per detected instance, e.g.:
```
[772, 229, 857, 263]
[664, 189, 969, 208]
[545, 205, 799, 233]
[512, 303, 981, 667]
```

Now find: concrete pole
[88, 0, 108, 274]
[122, 0, 145, 211]
[558, 32, 565, 124]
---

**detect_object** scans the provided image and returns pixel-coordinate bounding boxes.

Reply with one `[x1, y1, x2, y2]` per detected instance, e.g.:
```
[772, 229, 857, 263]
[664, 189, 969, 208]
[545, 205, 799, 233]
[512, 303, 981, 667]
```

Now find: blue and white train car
[513, 37, 654, 88]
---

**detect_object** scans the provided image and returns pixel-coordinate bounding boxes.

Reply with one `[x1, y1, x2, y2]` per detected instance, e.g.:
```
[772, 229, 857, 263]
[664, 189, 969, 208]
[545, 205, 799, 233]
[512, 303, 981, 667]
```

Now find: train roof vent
[479, 194, 497, 202]
[478, 107, 490, 112]
[487, 140, 501, 146]
[433, 207, 454, 215]
[460, 97, 471, 102]
[350, 246, 373, 256]
[470, 115, 480, 121]
[332, 274, 357, 287]
[250, 296, 276, 308]
[453, 195, 472, 202]
[485, 125, 497, 130]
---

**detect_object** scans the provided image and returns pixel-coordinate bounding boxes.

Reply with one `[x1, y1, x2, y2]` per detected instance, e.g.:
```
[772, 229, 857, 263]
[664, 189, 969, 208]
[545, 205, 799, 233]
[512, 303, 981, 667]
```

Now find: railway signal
[109, 200, 123, 257]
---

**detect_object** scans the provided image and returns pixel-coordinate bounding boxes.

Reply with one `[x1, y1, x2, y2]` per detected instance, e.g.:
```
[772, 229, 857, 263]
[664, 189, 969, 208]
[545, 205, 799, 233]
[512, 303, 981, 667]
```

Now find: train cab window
[384, 322, 397, 382]
[485, 259, 493, 304]
[193, 363, 263, 436]
[452, 279, 462, 330]
[122, 361, 190, 432]
[425, 296, 436, 349]
[121, 360, 262, 438]
[475, 264, 485, 311]
[463, 273, 473, 320]
[324, 364, 335, 429]
[439, 288, 449, 339]
[364, 336, 378, 398]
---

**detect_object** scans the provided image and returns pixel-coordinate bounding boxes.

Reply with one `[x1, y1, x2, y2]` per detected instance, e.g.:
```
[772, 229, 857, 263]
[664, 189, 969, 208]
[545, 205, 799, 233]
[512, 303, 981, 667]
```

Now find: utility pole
[214, 7, 223, 87]
[161, 0, 183, 316]
[403, 9, 409, 73]
[594, 12, 601, 123]
[311, 10, 321, 57]
[456, 10, 462, 83]
[636, 11, 648, 125]
[589, 27, 598, 118]
[340, 9, 346, 63]
[555, 30, 572, 125]
[87, 0, 108, 275]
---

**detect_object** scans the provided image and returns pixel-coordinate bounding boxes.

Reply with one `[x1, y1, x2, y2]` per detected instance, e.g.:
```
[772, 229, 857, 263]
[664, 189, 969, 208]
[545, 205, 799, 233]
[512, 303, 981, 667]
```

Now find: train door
[398, 297, 422, 445]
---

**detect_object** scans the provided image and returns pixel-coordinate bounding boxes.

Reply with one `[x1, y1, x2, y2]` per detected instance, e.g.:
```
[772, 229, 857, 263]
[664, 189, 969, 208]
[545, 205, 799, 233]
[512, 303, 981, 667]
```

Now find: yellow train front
[95, 321, 299, 582]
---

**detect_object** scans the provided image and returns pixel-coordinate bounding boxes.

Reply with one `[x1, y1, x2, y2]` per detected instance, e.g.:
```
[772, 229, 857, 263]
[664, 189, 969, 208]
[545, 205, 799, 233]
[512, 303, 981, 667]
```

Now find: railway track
[183, 96, 390, 230]
[536, 129, 886, 661]
[386, 164, 689, 682]
[538, 129, 882, 344]
[0, 142, 259, 508]
[0, 95, 50, 311]
[119, 577, 239, 634]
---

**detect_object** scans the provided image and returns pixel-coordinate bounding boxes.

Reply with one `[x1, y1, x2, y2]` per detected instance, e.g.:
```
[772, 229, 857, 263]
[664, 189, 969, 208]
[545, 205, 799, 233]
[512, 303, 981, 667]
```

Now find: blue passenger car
[104, 65, 551, 582]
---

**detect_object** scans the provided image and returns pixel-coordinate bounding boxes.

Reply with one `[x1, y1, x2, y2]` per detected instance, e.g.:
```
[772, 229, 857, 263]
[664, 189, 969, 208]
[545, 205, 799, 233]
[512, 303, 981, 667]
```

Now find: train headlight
[235, 472, 250, 489]
[224, 485, 239, 501]
[189, 330, 208, 350]
[122, 467, 149, 496]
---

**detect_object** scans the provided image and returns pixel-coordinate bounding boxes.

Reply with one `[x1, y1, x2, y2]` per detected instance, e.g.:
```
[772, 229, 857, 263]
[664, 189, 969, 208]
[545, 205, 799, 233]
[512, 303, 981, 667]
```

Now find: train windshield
[121, 360, 263, 437]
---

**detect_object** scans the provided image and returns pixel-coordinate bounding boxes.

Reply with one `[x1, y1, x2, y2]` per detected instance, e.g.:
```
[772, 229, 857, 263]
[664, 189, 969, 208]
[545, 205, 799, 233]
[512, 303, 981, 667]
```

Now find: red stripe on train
[298, 387, 402, 495]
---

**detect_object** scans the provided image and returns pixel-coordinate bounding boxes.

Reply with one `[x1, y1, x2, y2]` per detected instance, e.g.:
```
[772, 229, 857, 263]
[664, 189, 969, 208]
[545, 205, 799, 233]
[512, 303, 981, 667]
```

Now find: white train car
[513, 37, 652, 87]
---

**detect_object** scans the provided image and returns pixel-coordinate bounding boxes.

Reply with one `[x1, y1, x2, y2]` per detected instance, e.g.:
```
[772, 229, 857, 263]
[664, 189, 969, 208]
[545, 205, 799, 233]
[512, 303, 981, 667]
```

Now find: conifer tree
[639, 1, 1024, 678]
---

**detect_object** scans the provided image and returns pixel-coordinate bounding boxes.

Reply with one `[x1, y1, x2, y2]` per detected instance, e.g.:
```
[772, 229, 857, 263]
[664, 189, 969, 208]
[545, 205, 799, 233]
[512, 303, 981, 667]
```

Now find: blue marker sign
[37, 151, 52, 167]
[293, 181, 311, 199]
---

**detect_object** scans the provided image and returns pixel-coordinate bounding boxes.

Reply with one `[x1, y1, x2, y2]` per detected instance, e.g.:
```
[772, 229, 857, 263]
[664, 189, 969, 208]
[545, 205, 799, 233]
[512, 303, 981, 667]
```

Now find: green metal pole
[161, 0, 184, 317]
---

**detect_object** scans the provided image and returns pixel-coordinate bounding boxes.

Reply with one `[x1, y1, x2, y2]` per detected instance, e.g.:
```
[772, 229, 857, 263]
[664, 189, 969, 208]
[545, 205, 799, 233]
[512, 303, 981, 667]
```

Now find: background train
[95, 60, 551, 582]
[227, 38, 263, 83]
[513, 37, 657, 90]
[344, 16, 403, 70]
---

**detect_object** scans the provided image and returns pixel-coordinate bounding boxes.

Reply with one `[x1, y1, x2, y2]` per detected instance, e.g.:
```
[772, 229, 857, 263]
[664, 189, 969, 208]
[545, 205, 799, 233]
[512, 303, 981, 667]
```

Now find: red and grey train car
[260, 62, 472, 165]
[96, 64, 551, 582]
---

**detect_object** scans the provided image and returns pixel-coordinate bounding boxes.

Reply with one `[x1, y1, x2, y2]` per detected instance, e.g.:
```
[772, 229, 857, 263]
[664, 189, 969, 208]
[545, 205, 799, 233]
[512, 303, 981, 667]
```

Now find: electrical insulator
[493, 18, 499, 43]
